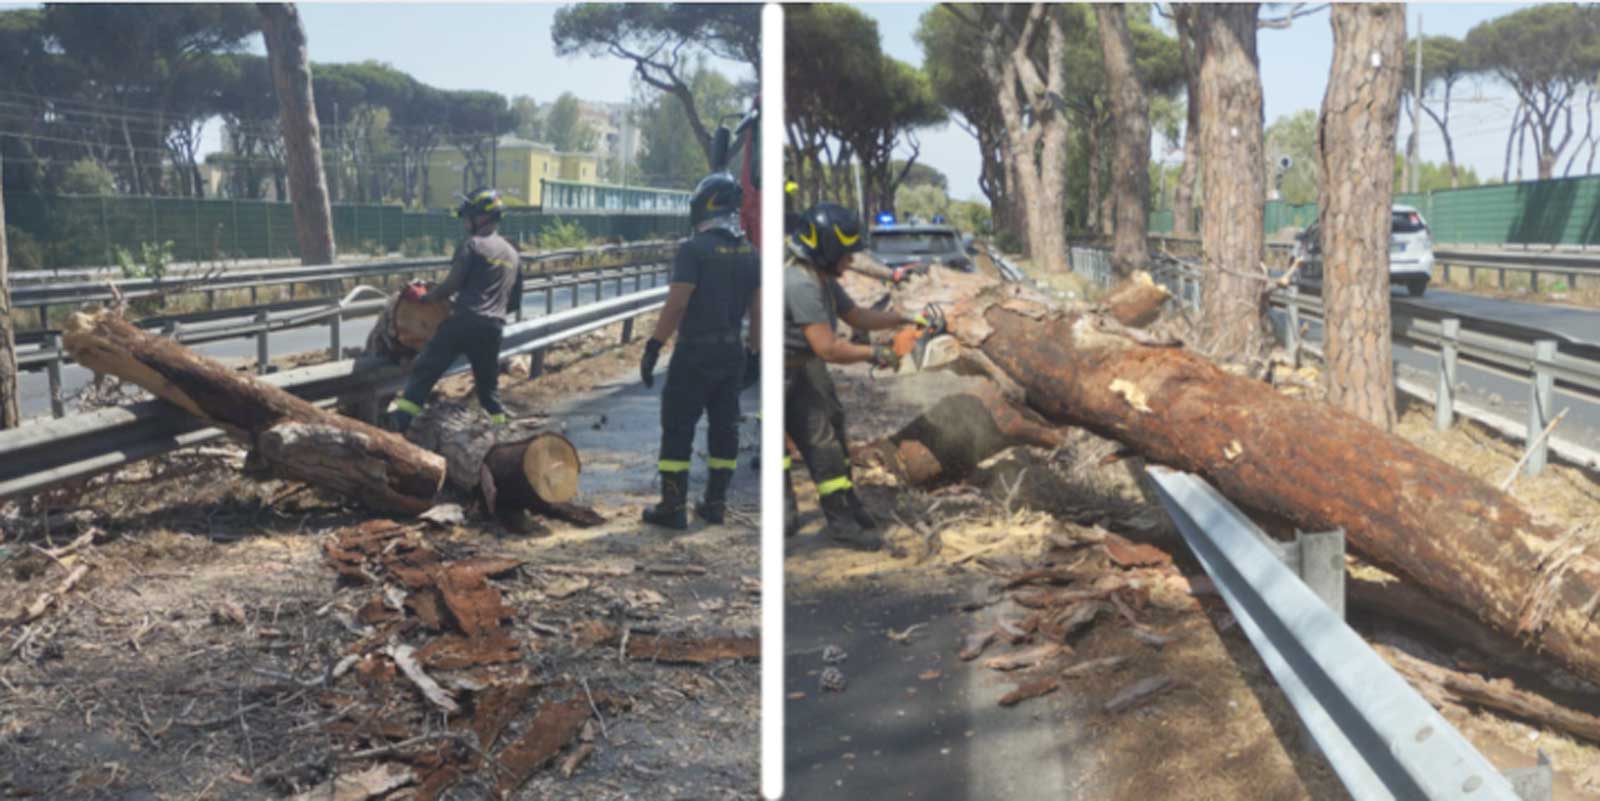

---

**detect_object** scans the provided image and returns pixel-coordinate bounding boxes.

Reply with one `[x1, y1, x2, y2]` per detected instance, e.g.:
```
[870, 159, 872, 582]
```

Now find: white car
[1294, 204, 1434, 297]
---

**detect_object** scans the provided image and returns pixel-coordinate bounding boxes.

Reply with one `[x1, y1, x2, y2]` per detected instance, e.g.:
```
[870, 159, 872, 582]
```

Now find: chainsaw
[878, 304, 959, 376]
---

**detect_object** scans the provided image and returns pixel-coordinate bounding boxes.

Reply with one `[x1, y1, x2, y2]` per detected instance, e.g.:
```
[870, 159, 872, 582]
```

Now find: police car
[867, 213, 974, 276]
[1294, 205, 1435, 297]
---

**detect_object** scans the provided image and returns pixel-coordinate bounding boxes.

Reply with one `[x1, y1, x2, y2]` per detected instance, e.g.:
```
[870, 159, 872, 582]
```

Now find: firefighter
[638, 172, 762, 530]
[784, 202, 940, 550]
[387, 188, 524, 432]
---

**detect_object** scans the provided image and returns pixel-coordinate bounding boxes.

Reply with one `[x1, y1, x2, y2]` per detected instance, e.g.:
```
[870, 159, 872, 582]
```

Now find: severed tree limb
[63, 309, 446, 514]
[855, 383, 1068, 486]
[1378, 644, 1600, 745]
[879, 265, 1600, 687]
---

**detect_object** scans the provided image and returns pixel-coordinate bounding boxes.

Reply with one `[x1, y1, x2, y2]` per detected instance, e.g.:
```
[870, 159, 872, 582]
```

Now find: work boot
[696, 468, 734, 524]
[820, 492, 881, 551]
[783, 471, 800, 538]
[642, 471, 689, 530]
[844, 489, 879, 531]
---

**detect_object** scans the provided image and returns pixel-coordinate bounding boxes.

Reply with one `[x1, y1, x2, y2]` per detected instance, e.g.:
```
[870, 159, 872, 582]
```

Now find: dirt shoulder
[0, 322, 761, 801]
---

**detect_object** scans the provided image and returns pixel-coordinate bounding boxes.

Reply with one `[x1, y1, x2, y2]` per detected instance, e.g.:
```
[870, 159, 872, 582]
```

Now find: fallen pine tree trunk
[405, 401, 580, 515]
[855, 382, 1068, 486]
[63, 309, 446, 514]
[878, 265, 1600, 687]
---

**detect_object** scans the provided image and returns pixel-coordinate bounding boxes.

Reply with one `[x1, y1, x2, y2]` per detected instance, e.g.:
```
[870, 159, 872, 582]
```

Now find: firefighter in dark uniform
[387, 188, 524, 432]
[638, 173, 762, 530]
[784, 202, 938, 550]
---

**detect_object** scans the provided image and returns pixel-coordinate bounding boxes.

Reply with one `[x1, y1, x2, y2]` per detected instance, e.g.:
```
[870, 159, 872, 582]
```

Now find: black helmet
[690, 172, 742, 226]
[454, 187, 505, 222]
[790, 202, 866, 270]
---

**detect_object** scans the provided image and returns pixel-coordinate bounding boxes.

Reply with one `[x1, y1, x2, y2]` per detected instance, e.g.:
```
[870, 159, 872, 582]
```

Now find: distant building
[423, 135, 600, 210]
[576, 100, 642, 183]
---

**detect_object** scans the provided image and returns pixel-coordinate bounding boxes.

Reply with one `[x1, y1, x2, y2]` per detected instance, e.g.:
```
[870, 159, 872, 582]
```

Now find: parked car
[1294, 204, 1434, 297]
[867, 222, 973, 276]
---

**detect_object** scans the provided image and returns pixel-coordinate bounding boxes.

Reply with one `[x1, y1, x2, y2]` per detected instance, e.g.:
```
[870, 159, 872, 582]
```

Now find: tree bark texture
[1172, 8, 1202, 237]
[884, 265, 1600, 688]
[259, 3, 336, 266]
[1317, 4, 1405, 430]
[363, 292, 451, 362]
[62, 310, 445, 513]
[0, 152, 18, 429]
[855, 383, 1068, 486]
[1192, 4, 1268, 358]
[1096, 5, 1152, 279]
[981, 5, 1069, 275]
[405, 400, 580, 513]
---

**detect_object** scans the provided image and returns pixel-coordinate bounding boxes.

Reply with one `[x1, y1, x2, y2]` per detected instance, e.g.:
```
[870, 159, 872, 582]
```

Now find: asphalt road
[786, 579, 1081, 801]
[15, 273, 664, 421]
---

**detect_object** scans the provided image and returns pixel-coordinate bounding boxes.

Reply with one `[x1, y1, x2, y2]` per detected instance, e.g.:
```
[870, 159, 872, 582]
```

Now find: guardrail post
[44, 333, 64, 419]
[620, 318, 634, 344]
[1499, 266, 1507, 290]
[529, 348, 546, 378]
[250, 285, 259, 306]
[544, 285, 554, 315]
[1530, 269, 1540, 294]
[256, 310, 271, 374]
[1525, 339, 1557, 477]
[1285, 285, 1301, 366]
[206, 289, 216, 311]
[1292, 529, 1346, 620]
[1568, 270, 1579, 291]
[327, 307, 342, 357]
[1436, 318, 1460, 431]
[37, 305, 48, 331]
[1442, 260, 1452, 284]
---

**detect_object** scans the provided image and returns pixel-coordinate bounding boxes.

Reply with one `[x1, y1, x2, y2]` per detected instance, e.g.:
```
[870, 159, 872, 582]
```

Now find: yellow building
[422, 136, 601, 210]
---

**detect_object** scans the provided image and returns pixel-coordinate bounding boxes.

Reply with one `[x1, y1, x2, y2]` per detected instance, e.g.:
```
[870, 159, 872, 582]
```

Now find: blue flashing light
[876, 211, 896, 226]
[931, 214, 946, 224]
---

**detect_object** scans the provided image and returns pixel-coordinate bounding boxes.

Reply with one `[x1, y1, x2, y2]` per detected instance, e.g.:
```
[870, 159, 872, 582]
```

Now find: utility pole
[1411, 12, 1423, 194]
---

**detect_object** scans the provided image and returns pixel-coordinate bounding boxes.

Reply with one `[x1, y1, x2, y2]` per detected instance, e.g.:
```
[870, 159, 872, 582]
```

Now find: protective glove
[741, 349, 760, 391]
[891, 265, 913, 284]
[400, 280, 429, 303]
[640, 338, 664, 388]
[913, 303, 947, 336]
[869, 342, 901, 372]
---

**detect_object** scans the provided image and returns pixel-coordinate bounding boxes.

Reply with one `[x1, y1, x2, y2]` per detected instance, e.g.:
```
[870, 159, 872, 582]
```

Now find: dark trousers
[784, 357, 853, 496]
[659, 340, 744, 473]
[400, 314, 505, 415]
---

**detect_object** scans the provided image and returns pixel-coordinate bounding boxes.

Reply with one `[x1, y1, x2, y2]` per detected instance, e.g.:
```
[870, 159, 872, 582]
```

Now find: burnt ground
[0, 324, 761, 801]
[785, 364, 1600, 801]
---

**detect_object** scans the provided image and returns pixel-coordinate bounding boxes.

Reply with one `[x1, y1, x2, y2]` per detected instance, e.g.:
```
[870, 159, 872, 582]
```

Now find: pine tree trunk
[62, 310, 445, 513]
[259, 3, 336, 266]
[1192, 4, 1268, 359]
[882, 265, 1600, 689]
[406, 400, 580, 513]
[1318, 3, 1405, 430]
[1172, 8, 1202, 237]
[855, 383, 1068, 486]
[0, 151, 18, 429]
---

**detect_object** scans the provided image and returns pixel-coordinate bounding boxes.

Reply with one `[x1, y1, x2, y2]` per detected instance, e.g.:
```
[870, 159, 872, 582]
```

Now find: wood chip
[644, 563, 708, 576]
[289, 763, 414, 801]
[1104, 675, 1174, 713]
[385, 643, 459, 714]
[1062, 656, 1127, 678]
[9, 563, 90, 626]
[958, 630, 996, 661]
[998, 676, 1061, 707]
[495, 700, 591, 796]
[536, 562, 635, 577]
[1109, 378, 1152, 413]
[918, 669, 943, 681]
[544, 576, 591, 599]
[983, 643, 1064, 672]
[1102, 534, 1173, 568]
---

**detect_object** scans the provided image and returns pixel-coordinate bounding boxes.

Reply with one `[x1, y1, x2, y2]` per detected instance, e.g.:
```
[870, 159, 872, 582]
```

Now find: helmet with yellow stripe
[789, 202, 866, 273]
[454, 187, 505, 223]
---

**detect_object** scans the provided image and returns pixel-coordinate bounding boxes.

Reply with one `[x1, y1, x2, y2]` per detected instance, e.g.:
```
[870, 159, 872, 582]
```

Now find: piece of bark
[1104, 675, 1174, 713]
[385, 643, 459, 714]
[416, 632, 521, 671]
[1063, 656, 1128, 678]
[884, 264, 1600, 687]
[1097, 272, 1171, 327]
[8, 563, 90, 626]
[63, 310, 446, 514]
[625, 634, 759, 665]
[857, 383, 1069, 486]
[494, 700, 591, 797]
[1040, 601, 1105, 644]
[1103, 533, 1173, 568]
[560, 743, 596, 778]
[958, 630, 996, 661]
[998, 676, 1061, 707]
[1380, 645, 1600, 744]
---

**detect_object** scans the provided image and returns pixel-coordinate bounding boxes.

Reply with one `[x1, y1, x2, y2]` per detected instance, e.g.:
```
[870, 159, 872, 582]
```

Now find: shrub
[5, 226, 46, 271]
[540, 218, 590, 250]
[114, 240, 175, 280]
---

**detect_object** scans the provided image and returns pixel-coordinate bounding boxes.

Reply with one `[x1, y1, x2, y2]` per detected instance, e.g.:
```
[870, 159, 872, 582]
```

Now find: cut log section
[363, 291, 450, 362]
[62, 309, 446, 514]
[881, 265, 1600, 687]
[405, 401, 580, 514]
[856, 383, 1068, 486]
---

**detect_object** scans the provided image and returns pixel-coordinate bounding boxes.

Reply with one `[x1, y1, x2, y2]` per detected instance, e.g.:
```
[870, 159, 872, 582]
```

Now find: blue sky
[862, 3, 1530, 201]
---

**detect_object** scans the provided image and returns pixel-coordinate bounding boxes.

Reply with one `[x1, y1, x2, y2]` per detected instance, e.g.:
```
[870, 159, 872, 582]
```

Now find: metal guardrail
[8, 240, 676, 327]
[0, 285, 667, 501]
[15, 258, 672, 419]
[1146, 467, 1537, 801]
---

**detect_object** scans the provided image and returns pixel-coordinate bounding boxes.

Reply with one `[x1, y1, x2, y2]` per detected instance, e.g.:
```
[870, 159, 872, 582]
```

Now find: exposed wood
[1379, 645, 1600, 744]
[887, 264, 1600, 687]
[363, 291, 450, 362]
[405, 401, 580, 515]
[494, 700, 590, 797]
[1098, 273, 1171, 328]
[62, 309, 446, 514]
[385, 643, 459, 714]
[8, 564, 90, 626]
[998, 676, 1060, 707]
[855, 382, 1068, 486]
